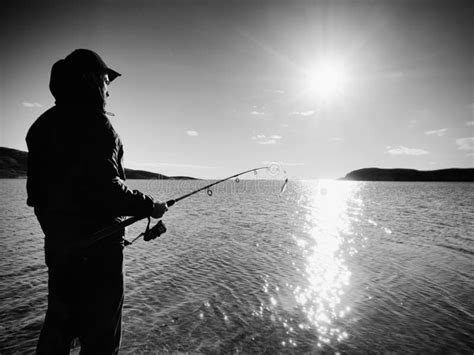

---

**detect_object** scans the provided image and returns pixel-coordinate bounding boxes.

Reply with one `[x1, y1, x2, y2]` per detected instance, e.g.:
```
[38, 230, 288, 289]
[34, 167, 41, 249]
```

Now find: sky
[1, 0, 473, 179]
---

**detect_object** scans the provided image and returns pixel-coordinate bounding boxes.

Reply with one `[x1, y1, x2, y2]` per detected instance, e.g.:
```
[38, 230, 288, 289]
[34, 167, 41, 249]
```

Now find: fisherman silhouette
[26, 49, 167, 354]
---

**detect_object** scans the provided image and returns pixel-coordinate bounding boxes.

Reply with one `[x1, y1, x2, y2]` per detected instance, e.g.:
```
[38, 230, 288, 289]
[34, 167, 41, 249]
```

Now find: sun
[305, 57, 349, 101]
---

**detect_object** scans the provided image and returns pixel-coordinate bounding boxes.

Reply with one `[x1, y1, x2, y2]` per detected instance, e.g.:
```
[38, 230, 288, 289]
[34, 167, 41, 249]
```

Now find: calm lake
[0, 179, 473, 353]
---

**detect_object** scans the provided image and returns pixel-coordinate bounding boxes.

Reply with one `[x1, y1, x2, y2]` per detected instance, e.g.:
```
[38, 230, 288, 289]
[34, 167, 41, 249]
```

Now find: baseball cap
[64, 49, 121, 82]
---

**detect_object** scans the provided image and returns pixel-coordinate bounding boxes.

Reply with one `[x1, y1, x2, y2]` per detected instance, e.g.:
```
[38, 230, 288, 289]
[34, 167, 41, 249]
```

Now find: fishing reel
[123, 217, 166, 246]
[143, 217, 167, 241]
[123, 217, 167, 246]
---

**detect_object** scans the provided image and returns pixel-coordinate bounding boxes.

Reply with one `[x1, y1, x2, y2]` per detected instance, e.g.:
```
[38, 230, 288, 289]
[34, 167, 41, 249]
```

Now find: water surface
[0, 179, 473, 353]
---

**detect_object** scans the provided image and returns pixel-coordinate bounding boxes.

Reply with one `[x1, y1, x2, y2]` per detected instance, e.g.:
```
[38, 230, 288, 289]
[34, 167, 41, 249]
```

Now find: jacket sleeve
[82, 116, 154, 217]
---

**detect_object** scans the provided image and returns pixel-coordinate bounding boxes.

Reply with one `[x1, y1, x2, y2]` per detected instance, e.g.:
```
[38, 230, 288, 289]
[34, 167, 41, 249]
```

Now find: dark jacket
[26, 55, 153, 248]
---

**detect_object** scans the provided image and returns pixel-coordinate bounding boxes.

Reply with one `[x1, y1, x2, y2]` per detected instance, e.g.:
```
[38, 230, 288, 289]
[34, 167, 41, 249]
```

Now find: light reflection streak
[294, 180, 362, 346]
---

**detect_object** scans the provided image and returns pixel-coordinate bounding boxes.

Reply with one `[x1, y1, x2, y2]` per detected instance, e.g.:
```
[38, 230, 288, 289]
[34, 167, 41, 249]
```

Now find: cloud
[386, 145, 429, 156]
[329, 137, 344, 142]
[259, 139, 277, 145]
[252, 134, 282, 145]
[251, 108, 273, 121]
[290, 110, 315, 117]
[425, 128, 447, 136]
[466, 121, 474, 127]
[186, 130, 199, 136]
[22, 102, 43, 108]
[455, 137, 474, 151]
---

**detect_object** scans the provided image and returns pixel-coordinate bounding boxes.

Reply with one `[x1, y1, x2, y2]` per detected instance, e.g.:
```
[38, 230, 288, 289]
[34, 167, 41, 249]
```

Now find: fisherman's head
[50, 49, 120, 110]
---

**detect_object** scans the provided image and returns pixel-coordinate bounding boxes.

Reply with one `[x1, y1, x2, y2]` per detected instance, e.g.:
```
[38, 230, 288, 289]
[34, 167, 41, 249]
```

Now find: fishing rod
[83, 166, 279, 248]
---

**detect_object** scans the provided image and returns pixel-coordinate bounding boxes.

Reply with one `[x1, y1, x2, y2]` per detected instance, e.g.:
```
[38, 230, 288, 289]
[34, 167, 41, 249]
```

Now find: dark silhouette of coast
[341, 167, 474, 182]
[3, 146, 472, 181]
[0, 147, 197, 180]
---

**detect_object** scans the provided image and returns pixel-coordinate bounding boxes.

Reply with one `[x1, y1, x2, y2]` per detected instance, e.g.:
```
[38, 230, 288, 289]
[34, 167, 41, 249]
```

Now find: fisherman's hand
[151, 201, 168, 219]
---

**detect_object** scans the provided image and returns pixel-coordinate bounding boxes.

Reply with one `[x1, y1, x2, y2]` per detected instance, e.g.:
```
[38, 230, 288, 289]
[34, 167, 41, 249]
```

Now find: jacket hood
[49, 49, 121, 109]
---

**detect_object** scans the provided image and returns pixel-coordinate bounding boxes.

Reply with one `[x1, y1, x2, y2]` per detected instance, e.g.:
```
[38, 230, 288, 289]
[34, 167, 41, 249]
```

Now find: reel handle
[142, 200, 173, 243]
[143, 220, 167, 241]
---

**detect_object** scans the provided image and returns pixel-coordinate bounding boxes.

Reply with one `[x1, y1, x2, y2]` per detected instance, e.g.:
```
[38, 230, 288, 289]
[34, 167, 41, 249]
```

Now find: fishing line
[83, 165, 288, 249]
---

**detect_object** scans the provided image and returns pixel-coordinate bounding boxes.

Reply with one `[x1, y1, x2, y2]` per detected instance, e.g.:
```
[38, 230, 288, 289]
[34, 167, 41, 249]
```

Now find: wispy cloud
[22, 102, 43, 108]
[259, 139, 277, 145]
[455, 137, 474, 151]
[252, 134, 282, 145]
[386, 145, 429, 156]
[329, 137, 344, 142]
[186, 130, 199, 136]
[425, 128, 447, 136]
[290, 110, 315, 117]
[250, 111, 265, 116]
[466, 121, 474, 127]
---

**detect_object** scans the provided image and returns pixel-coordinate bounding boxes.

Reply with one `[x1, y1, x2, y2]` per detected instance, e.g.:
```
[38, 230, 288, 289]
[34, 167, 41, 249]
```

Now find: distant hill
[0, 147, 197, 180]
[341, 167, 474, 182]
[0, 147, 28, 178]
[123, 168, 168, 180]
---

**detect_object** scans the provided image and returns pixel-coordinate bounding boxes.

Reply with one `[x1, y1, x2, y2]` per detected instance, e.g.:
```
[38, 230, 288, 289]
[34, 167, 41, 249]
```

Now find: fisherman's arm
[83, 120, 166, 218]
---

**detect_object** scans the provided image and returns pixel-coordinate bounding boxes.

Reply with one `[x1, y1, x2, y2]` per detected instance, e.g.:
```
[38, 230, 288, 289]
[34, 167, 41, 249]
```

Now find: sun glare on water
[292, 180, 363, 346]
